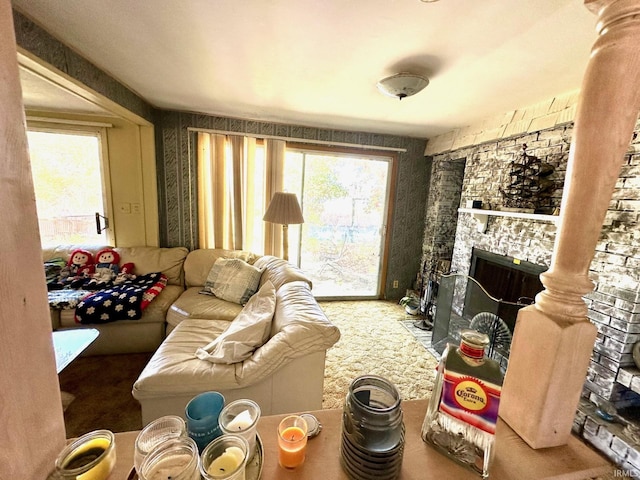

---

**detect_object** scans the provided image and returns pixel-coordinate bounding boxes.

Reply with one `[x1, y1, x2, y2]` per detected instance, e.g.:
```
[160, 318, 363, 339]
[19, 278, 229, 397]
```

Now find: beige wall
[26, 110, 159, 247]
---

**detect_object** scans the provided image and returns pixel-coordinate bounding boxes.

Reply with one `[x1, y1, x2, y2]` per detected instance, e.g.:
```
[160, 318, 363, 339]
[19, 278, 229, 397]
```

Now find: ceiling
[13, 0, 598, 139]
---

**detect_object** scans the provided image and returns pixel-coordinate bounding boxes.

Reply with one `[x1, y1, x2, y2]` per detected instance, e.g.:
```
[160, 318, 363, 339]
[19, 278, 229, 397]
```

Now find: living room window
[26, 125, 112, 247]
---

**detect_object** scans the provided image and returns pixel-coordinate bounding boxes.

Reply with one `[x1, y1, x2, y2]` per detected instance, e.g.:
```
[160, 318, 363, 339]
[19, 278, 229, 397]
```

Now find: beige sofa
[43, 245, 189, 355]
[132, 250, 340, 423]
[44, 245, 340, 422]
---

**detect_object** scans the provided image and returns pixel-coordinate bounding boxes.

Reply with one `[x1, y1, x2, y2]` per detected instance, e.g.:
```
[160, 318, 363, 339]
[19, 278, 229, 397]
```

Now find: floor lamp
[263, 192, 304, 261]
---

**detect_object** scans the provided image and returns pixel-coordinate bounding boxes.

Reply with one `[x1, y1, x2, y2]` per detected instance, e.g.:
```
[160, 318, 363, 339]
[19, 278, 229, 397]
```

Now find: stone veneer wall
[421, 157, 464, 273]
[447, 126, 569, 274]
[425, 113, 640, 471]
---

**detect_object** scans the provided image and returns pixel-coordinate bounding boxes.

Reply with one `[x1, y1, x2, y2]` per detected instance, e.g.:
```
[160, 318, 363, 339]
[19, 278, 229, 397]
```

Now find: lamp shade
[263, 192, 304, 225]
[377, 73, 429, 100]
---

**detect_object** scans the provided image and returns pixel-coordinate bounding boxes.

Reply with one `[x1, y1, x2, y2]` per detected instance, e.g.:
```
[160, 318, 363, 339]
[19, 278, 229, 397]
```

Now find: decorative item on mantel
[498, 144, 556, 214]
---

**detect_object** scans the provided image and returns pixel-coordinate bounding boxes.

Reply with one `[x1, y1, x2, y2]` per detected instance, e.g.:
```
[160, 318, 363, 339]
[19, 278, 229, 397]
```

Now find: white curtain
[197, 132, 286, 254]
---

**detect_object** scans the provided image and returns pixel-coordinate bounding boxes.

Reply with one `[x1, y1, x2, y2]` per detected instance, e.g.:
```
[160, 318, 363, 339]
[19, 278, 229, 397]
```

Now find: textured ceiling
[14, 0, 598, 138]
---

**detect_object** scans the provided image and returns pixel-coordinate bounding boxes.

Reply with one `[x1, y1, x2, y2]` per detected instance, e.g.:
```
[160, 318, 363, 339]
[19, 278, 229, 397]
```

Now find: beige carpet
[319, 300, 438, 410]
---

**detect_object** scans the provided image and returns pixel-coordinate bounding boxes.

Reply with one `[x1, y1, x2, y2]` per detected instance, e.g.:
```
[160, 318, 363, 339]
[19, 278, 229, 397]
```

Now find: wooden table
[52, 328, 99, 373]
[109, 399, 613, 479]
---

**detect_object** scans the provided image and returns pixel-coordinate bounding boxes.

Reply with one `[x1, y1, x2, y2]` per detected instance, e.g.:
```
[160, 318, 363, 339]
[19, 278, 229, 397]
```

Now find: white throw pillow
[201, 257, 263, 305]
[195, 280, 276, 364]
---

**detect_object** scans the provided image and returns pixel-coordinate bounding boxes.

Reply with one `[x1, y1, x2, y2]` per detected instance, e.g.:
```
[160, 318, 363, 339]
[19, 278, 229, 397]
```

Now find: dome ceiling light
[376, 73, 430, 100]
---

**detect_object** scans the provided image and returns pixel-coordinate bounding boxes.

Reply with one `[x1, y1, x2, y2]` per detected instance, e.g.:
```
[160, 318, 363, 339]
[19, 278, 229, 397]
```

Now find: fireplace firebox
[470, 248, 546, 305]
[467, 248, 546, 331]
[431, 249, 548, 368]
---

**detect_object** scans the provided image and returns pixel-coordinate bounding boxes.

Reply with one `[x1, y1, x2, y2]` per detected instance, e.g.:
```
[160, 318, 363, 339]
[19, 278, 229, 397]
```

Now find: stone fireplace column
[500, 0, 640, 449]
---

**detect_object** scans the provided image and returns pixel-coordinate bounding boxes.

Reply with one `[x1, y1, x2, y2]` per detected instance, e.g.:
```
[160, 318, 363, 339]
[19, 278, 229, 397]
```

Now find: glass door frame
[286, 143, 398, 300]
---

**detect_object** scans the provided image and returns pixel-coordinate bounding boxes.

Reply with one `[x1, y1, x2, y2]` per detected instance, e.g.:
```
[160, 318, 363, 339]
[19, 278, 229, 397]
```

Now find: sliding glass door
[284, 147, 393, 299]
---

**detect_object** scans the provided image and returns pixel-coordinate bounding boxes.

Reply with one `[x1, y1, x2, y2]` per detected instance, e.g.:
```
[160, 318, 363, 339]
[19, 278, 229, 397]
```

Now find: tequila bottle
[421, 329, 504, 478]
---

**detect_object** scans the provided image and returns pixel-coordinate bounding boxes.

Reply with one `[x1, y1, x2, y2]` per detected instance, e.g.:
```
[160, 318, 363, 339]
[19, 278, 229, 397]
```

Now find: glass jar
[341, 375, 405, 480]
[50, 429, 116, 480]
[342, 375, 404, 452]
[134, 415, 187, 474]
[218, 399, 261, 459]
[200, 434, 250, 480]
[138, 436, 200, 480]
[421, 329, 504, 479]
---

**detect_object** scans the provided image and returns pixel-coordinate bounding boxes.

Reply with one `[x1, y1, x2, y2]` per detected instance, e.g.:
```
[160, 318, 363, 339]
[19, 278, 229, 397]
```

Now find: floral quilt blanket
[73, 272, 167, 324]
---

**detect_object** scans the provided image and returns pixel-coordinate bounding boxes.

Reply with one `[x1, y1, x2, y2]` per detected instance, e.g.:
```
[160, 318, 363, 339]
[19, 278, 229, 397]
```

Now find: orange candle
[277, 416, 308, 468]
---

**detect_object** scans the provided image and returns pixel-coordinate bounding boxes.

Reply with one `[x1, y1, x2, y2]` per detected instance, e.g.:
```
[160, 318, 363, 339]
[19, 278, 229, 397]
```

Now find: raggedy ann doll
[65, 249, 95, 289]
[86, 248, 121, 290]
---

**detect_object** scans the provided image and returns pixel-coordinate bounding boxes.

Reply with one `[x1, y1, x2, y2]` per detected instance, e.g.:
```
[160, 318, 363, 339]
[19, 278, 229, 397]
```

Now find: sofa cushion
[202, 258, 263, 305]
[195, 281, 276, 364]
[115, 246, 188, 286]
[166, 287, 244, 329]
[184, 249, 260, 288]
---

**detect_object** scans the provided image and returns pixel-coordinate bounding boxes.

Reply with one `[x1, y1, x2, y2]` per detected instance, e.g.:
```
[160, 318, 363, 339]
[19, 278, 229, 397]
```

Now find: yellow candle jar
[50, 430, 116, 480]
[200, 434, 250, 480]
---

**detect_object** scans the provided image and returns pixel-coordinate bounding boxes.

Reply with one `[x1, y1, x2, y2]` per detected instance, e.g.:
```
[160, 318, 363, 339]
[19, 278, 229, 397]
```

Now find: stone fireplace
[422, 119, 640, 472]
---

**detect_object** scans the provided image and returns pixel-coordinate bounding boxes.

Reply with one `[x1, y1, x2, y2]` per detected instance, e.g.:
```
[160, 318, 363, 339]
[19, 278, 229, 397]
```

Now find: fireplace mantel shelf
[458, 208, 558, 233]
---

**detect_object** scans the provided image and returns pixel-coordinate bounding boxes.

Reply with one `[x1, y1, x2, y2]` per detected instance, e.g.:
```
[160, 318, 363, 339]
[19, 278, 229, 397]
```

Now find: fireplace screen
[431, 273, 528, 369]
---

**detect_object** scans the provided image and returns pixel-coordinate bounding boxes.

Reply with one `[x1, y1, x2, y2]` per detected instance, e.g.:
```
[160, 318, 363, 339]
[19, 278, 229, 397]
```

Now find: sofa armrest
[253, 256, 313, 290]
[236, 281, 340, 382]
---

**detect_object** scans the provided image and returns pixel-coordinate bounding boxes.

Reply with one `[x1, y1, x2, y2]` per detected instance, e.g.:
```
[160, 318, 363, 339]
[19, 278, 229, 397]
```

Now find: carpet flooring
[59, 352, 153, 438]
[320, 300, 438, 409]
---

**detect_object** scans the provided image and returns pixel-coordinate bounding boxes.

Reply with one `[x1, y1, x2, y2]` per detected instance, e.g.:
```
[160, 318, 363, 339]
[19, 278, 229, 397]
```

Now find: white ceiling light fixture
[376, 73, 430, 100]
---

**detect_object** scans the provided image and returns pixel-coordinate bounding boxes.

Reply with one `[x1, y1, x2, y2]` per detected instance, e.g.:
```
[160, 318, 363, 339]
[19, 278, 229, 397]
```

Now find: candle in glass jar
[145, 453, 199, 480]
[139, 437, 200, 480]
[54, 430, 116, 480]
[225, 410, 253, 431]
[277, 416, 308, 469]
[219, 400, 261, 459]
[200, 435, 249, 480]
[206, 446, 245, 477]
